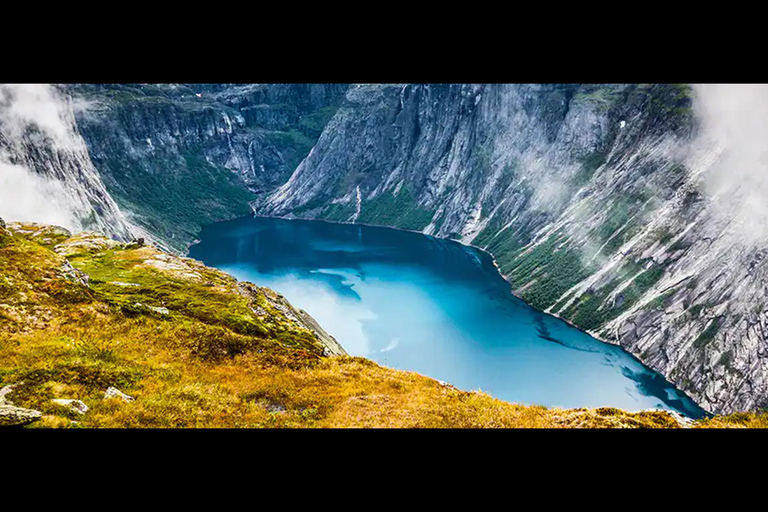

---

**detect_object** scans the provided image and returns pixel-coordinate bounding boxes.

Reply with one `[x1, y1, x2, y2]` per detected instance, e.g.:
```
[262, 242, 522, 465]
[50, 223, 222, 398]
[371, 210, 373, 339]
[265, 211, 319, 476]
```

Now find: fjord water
[189, 217, 706, 418]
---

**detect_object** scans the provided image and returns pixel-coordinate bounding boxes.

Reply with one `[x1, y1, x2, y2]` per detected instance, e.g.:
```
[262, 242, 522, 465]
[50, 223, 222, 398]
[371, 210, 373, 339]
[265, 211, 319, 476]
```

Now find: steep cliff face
[0, 84, 132, 241]
[258, 84, 768, 415]
[68, 84, 347, 249]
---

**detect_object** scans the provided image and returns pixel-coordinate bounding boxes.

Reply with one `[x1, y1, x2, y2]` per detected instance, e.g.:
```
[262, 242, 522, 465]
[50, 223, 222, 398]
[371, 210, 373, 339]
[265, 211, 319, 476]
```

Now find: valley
[2, 82, 767, 423]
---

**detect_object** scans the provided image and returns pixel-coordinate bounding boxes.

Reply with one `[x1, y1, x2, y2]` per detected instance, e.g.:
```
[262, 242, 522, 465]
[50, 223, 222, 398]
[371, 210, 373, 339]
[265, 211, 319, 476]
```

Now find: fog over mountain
[691, 84, 768, 246]
[0, 84, 131, 238]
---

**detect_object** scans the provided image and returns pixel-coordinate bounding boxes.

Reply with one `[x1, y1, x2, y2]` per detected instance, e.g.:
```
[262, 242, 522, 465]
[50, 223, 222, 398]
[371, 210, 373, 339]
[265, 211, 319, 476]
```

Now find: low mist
[0, 160, 79, 229]
[0, 84, 85, 230]
[691, 84, 768, 245]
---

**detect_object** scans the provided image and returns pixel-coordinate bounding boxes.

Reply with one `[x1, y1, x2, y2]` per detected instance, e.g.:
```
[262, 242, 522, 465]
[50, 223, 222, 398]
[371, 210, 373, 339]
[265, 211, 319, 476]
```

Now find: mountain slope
[20, 82, 760, 415]
[4, 218, 764, 428]
[257, 84, 768, 415]
[67, 84, 348, 250]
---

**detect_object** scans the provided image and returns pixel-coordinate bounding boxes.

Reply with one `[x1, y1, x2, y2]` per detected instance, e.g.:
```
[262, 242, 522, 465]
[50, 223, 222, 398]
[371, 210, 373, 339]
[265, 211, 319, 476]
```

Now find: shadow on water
[306, 269, 363, 301]
[531, 309, 706, 419]
[533, 314, 602, 354]
[619, 366, 708, 419]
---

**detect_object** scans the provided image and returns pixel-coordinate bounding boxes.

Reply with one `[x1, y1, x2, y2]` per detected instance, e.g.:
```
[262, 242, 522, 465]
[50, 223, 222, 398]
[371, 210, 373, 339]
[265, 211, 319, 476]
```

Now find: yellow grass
[1, 222, 765, 428]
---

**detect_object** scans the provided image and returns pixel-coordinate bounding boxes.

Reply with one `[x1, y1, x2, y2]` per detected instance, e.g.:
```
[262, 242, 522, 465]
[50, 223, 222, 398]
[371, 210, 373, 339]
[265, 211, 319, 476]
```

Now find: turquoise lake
[189, 216, 706, 418]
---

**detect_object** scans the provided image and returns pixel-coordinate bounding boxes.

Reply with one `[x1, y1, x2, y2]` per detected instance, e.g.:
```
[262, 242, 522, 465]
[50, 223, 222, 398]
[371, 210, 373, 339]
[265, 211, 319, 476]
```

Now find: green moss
[69, 248, 322, 353]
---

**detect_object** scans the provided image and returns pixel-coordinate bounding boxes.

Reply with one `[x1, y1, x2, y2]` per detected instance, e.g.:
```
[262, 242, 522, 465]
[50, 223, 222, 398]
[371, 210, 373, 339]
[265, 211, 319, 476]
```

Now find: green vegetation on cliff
[101, 151, 256, 248]
[502, 232, 595, 311]
[69, 84, 348, 250]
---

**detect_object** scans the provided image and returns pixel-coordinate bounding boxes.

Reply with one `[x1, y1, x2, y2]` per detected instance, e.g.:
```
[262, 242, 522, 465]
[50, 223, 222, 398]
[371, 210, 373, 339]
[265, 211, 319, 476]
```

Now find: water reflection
[533, 314, 601, 354]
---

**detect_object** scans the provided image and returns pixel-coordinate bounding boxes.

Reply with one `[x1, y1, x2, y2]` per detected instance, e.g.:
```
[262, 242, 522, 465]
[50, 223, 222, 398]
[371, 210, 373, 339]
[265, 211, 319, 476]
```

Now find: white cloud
[0, 84, 78, 148]
[0, 159, 80, 230]
[691, 84, 768, 245]
[0, 84, 90, 229]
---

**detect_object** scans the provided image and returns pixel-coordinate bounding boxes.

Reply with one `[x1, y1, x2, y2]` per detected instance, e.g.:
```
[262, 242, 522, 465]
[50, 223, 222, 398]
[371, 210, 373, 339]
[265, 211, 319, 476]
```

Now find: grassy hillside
[0, 220, 764, 428]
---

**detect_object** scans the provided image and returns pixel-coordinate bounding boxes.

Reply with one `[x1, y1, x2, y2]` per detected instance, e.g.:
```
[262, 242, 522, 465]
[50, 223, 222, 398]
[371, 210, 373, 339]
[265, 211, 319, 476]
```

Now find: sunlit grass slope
[0, 221, 762, 428]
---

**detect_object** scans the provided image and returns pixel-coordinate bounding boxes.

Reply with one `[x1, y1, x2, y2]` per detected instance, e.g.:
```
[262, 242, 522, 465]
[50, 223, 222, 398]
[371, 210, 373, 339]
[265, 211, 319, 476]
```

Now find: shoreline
[187, 212, 710, 418]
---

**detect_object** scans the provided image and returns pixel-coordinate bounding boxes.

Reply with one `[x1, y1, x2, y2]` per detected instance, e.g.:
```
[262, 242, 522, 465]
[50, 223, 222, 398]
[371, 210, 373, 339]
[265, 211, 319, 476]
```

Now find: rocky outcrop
[104, 387, 135, 402]
[0, 402, 42, 427]
[0, 217, 8, 244]
[0, 384, 42, 427]
[51, 399, 89, 415]
[237, 282, 346, 356]
[45, 226, 347, 359]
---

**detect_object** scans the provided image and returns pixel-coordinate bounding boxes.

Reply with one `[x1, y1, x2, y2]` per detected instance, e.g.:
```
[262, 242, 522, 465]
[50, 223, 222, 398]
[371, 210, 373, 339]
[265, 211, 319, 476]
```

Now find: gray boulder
[104, 387, 135, 403]
[0, 403, 43, 427]
[0, 384, 42, 427]
[52, 399, 89, 415]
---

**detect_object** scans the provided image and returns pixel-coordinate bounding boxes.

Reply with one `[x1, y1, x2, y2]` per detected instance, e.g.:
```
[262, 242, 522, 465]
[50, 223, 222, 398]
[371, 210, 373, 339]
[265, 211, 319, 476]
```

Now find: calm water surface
[189, 216, 706, 418]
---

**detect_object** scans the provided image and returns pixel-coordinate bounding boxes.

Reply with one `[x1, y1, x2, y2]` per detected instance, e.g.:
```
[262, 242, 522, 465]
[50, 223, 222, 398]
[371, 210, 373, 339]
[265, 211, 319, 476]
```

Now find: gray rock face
[256, 84, 768, 415]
